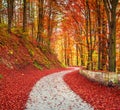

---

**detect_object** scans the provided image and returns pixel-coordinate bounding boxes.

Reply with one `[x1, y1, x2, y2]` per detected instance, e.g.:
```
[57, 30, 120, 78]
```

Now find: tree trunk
[88, 8, 93, 70]
[79, 45, 84, 66]
[103, 0, 118, 72]
[37, 0, 44, 43]
[23, 0, 27, 32]
[7, 0, 14, 33]
[101, 8, 107, 70]
[96, 0, 102, 70]
[108, 14, 116, 72]
[86, 0, 93, 70]
[0, 0, 2, 23]
[85, 9, 90, 69]
[47, 0, 52, 47]
[30, 1, 35, 38]
[76, 44, 79, 65]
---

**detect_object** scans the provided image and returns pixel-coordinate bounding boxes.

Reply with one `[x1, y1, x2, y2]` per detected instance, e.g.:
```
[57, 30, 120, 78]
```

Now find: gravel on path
[25, 68, 94, 110]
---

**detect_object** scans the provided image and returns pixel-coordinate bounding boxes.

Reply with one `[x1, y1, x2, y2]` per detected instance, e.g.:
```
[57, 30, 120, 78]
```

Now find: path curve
[25, 68, 94, 110]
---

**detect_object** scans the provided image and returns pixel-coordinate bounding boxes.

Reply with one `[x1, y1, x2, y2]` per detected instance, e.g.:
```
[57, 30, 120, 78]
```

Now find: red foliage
[64, 70, 120, 110]
[0, 64, 67, 110]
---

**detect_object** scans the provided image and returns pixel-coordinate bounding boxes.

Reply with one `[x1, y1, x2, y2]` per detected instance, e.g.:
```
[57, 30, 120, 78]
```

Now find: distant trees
[57, 0, 119, 71]
[0, 0, 119, 71]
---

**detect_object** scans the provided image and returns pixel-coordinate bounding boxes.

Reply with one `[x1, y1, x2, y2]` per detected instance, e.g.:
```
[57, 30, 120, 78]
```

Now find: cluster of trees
[0, 0, 119, 72]
[0, 0, 61, 47]
[56, 0, 119, 72]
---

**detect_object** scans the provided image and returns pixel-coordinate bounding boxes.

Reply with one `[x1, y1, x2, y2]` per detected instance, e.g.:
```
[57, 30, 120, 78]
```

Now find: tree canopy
[0, 0, 120, 72]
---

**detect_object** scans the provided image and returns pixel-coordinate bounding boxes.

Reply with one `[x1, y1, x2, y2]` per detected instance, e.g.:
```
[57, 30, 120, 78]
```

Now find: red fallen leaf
[64, 71, 120, 110]
[0, 64, 68, 110]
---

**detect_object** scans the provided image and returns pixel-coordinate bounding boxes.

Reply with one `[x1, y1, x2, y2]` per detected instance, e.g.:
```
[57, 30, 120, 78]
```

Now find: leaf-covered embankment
[0, 65, 67, 110]
[64, 71, 120, 110]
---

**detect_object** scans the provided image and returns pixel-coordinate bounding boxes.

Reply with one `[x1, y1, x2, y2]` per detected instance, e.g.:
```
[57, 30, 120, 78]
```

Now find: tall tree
[23, 0, 27, 32]
[7, 0, 15, 33]
[86, 0, 93, 70]
[101, 6, 107, 70]
[96, 0, 102, 70]
[47, 0, 52, 47]
[103, 0, 119, 72]
[37, 0, 44, 42]
[47, 0, 58, 48]
[0, 0, 2, 23]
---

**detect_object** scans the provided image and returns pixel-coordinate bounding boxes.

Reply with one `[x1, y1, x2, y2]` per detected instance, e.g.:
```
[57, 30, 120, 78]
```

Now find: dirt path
[25, 68, 93, 110]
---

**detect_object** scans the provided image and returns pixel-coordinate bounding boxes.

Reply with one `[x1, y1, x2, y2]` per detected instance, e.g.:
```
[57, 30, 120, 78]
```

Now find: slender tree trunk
[67, 58, 70, 66]
[86, 0, 93, 70]
[23, 0, 27, 32]
[76, 44, 79, 65]
[103, 0, 118, 72]
[67, 36, 70, 66]
[70, 50, 73, 66]
[14, 8, 17, 26]
[37, 0, 44, 43]
[88, 7, 93, 70]
[61, 41, 64, 63]
[30, 1, 35, 38]
[19, 0, 22, 26]
[86, 10, 90, 69]
[96, 0, 102, 70]
[7, 0, 14, 33]
[64, 35, 67, 65]
[0, 0, 2, 23]
[101, 8, 107, 70]
[47, 0, 52, 47]
[79, 45, 84, 66]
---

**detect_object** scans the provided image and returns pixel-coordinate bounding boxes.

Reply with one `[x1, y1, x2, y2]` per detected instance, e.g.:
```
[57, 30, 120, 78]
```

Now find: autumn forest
[0, 0, 119, 72]
[1, 0, 120, 109]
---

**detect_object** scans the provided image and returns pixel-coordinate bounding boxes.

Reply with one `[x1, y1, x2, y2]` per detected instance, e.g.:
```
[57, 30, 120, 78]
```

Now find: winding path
[25, 68, 94, 110]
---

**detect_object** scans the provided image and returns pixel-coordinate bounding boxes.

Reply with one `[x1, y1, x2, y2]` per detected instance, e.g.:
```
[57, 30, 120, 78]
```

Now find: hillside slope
[0, 29, 62, 70]
[0, 28, 65, 110]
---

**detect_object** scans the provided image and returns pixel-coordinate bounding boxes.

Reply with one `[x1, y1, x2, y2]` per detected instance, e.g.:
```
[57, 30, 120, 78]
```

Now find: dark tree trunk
[37, 0, 44, 43]
[0, 0, 2, 23]
[47, 0, 52, 47]
[88, 7, 93, 70]
[7, 0, 14, 33]
[85, 0, 89, 69]
[76, 44, 79, 65]
[101, 8, 107, 70]
[86, 10, 90, 69]
[64, 35, 67, 65]
[79, 45, 84, 66]
[96, 0, 102, 70]
[86, 0, 93, 70]
[108, 14, 116, 72]
[103, 0, 118, 72]
[23, 0, 27, 32]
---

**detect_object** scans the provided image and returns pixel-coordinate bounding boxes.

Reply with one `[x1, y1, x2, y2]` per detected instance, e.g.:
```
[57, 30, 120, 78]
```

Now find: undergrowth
[33, 60, 43, 70]
[0, 74, 3, 79]
[0, 26, 62, 69]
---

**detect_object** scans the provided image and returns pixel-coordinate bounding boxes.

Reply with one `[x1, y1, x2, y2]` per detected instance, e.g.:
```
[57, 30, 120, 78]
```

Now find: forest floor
[64, 70, 120, 110]
[0, 64, 68, 110]
[0, 30, 120, 110]
[1, 66, 120, 110]
[25, 67, 93, 110]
